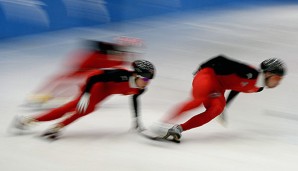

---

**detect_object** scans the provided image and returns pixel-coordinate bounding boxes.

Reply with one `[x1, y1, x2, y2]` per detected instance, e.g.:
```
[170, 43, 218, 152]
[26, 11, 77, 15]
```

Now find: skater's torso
[84, 69, 143, 96]
[105, 81, 141, 95]
[198, 56, 263, 93]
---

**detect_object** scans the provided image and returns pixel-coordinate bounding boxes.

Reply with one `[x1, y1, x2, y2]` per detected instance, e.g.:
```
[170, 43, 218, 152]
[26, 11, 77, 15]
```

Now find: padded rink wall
[0, 0, 296, 39]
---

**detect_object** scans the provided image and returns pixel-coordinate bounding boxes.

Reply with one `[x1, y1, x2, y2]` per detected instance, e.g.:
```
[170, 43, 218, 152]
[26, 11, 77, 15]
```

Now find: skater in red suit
[26, 40, 134, 108]
[14, 60, 155, 139]
[159, 55, 286, 142]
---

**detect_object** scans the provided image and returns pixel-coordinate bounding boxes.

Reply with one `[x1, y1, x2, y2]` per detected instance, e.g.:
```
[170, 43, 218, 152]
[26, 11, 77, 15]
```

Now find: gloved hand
[217, 112, 227, 127]
[133, 117, 145, 132]
[77, 93, 90, 114]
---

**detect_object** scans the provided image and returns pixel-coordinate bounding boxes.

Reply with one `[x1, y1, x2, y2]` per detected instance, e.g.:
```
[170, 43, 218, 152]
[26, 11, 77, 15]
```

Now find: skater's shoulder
[103, 68, 133, 76]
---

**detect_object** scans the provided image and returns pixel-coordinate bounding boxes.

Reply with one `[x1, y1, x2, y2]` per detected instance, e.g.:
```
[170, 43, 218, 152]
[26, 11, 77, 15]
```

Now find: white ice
[1, 4, 298, 171]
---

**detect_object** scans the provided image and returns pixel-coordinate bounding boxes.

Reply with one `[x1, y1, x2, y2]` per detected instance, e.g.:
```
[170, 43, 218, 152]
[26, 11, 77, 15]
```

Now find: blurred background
[1, 0, 297, 39]
[1, 0, 298, 171]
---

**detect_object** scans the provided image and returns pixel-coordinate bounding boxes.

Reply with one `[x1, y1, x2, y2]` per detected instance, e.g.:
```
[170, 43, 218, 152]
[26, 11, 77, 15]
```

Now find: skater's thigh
[203, 95, 226, 114]
[192, 74, 218, 99]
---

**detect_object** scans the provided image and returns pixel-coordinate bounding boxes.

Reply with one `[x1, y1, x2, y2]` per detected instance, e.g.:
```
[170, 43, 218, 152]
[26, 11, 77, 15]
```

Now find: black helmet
[260, 58, 286, 76]
[132, 60, 155, 79]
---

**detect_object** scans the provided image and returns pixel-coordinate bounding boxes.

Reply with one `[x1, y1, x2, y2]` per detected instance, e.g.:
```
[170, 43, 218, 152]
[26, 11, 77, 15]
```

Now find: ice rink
[1, 4, 298, 171]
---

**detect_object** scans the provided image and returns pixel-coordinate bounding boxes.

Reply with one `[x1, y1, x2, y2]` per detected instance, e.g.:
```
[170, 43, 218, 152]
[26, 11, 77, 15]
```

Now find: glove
[77, 93, 90, 114]
[217, 112, 227, 127]
[133, 117, 145, 132]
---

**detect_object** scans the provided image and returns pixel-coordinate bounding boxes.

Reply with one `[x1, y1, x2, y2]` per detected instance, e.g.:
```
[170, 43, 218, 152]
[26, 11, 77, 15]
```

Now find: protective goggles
[137, 75, 150, 82]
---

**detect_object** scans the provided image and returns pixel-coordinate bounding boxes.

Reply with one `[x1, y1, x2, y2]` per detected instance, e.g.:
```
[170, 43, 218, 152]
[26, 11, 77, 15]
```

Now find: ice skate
[41, 125, 62, 140]
[163, 125, 183, 143]
[8, 116, 36, 135]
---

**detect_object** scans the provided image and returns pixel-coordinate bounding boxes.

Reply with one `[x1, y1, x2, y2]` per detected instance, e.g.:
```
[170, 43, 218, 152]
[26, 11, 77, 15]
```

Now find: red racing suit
[33, 69, 145, 127]
[167, 55, 264, 131]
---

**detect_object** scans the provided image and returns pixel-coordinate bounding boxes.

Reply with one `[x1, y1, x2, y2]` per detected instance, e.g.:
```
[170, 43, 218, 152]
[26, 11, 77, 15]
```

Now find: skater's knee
[207, 105, 224, 118]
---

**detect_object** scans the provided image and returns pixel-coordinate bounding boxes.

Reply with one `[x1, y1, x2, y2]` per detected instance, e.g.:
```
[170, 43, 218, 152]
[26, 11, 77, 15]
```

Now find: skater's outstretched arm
[132, 89, 145, 131]
[217, 90, 239, 126]
[226, 90, 240, 106]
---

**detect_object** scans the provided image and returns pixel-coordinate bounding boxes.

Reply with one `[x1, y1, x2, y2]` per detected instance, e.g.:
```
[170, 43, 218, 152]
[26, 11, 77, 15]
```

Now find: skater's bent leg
[58, 105, 95, 127]
[56, 84, 108, 127]
[33, 99, 79, 122]
[163, 98, 203, 123]
[180, 97, 225, 131]
[41, 97, 99, 139]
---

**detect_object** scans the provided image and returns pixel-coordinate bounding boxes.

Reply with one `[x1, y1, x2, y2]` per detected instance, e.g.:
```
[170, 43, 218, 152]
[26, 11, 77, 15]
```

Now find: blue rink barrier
[0, 0, 297, 39]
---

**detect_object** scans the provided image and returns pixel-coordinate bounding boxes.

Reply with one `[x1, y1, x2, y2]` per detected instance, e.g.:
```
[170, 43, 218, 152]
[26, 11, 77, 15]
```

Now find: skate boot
[41, 124, 62, 140]
[9, 116, 36, 134]
[163, 125, 183, 142]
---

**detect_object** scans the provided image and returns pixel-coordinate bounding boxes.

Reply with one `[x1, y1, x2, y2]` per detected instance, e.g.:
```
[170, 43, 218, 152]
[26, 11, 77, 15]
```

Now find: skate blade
[140, 131, 180, 143]
[40, 132, 60, 141]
